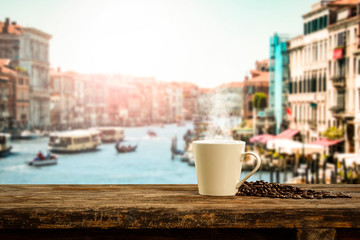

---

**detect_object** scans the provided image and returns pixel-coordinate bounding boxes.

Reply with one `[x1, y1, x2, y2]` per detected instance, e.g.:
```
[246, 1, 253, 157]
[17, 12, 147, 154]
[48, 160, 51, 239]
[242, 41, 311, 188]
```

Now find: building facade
[288, 0, 360, 153]
[288, 1, 329, 144]
[0, 60, 15, 132]
[14, 68, 30, 130]
[0, 18, 51, 130]
[327, 0, 360, 153]
[243, 60, 270, 120]
[50, 69, 76, 130]
[181, 82, 199, 121]
[268, 33, 289, 134]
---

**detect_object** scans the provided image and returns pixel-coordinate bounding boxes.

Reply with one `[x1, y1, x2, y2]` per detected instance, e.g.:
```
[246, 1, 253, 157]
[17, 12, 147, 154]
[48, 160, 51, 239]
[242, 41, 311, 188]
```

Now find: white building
[288, 0, 360, 153]
[288, 1, 329, 143]
[327, 0, 360, 153]
[0, 18, 51, 129]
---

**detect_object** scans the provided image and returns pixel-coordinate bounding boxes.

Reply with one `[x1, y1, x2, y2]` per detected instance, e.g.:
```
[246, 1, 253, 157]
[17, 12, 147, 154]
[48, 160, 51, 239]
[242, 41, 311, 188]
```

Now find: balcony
[330, 105, 345, 117]
[330, 75, 346, 89]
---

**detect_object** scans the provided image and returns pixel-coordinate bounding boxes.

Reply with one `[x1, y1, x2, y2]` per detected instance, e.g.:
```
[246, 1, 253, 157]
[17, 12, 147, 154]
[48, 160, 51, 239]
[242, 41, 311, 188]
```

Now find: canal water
[0, 122, 289, 184]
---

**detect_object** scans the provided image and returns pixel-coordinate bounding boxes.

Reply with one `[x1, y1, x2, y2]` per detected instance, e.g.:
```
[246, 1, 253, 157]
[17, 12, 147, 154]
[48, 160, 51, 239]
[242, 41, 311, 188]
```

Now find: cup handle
[235, 152, 262, 189]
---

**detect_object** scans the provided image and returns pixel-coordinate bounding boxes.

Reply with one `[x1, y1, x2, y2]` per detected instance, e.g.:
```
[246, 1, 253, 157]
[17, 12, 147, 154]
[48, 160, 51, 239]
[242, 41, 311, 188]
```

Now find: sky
[1, 0, 317, 88]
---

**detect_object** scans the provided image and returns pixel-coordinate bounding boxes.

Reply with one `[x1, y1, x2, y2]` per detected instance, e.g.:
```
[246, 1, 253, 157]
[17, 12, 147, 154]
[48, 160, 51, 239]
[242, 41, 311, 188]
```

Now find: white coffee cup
[192, 140, 262, 196]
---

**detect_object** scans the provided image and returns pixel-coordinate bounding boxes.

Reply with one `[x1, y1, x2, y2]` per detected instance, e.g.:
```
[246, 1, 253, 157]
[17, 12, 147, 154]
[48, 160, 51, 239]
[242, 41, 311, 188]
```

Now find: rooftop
[0, 19, 22, 35]
[218, 81, 244, 88]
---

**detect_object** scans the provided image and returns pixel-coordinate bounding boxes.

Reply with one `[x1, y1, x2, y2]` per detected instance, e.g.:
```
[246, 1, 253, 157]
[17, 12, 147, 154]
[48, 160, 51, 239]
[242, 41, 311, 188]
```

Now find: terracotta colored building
[243, 60, 270, 121]
[0, 59, 30, 132]
[181, 82, 199, 120]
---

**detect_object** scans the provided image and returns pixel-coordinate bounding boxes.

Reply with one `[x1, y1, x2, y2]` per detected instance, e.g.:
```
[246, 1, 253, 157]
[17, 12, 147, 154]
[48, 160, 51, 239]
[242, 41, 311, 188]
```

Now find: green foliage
[322, 126, 344, 140]
[252, 92, 267, 110]
[241, 120, 247, 128]
[15, 66, 27, 72]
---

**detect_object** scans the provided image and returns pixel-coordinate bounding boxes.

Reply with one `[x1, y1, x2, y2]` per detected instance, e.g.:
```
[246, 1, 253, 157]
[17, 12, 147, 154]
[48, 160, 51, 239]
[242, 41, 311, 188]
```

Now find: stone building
[0, 18, 51, 130]
[243, 60, 270, 121]
[49, 69, 76, 130]
[287, 0, 360, 153]
[0, 59, 30, 133]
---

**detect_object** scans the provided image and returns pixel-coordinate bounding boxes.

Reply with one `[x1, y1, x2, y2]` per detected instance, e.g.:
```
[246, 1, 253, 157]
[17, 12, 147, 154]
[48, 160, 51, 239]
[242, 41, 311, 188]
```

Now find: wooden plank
[0, 229, 297, 240]
[297, 229, 336, 240]
[0, 184, 359, 230]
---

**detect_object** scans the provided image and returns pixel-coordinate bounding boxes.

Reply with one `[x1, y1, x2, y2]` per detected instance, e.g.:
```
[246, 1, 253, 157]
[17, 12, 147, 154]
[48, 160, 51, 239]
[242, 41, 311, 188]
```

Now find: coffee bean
[236, 181, 352, 199]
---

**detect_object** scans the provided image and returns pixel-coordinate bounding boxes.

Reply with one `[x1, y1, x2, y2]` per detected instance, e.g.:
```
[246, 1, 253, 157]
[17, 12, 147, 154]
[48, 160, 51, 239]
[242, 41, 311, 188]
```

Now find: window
[324, 15, 328, 27]
[319, 17, 323, 29]
[248, 101, 253, 112]
[355, 28, 357, 41]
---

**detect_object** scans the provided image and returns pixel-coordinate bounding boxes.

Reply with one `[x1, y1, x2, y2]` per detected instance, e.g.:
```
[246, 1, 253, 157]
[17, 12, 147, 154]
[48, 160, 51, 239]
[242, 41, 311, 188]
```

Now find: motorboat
[0, 133, 12, 157]
[147, 130, 157, 137]
[27, 155, 57, 167]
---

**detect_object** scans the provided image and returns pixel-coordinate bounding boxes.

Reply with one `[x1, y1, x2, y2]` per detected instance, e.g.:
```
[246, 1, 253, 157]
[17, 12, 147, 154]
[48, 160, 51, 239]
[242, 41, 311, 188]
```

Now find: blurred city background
[0, 0, 360, 184]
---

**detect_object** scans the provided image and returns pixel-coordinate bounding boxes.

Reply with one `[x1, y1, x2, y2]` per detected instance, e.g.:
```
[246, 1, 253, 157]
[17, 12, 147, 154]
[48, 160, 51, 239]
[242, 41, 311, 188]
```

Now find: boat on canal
[27, 154, 58, 167]
[115, 143, 138, 153]
[48, 130, 101, 153]
[98, 127, 124, 143]
[0, 133, 12, 157]
[147, 130, 157, 137]
[19, 130, 39, 140]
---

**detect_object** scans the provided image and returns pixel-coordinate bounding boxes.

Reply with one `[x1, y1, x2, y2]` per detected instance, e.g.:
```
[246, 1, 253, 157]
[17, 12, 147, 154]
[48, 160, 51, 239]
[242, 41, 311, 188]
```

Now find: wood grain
[0, 184, 359, 230]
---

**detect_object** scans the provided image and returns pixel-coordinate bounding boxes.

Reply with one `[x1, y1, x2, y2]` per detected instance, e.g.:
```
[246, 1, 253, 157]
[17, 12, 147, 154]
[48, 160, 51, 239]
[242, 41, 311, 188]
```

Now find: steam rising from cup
[198, 88, 234, 140]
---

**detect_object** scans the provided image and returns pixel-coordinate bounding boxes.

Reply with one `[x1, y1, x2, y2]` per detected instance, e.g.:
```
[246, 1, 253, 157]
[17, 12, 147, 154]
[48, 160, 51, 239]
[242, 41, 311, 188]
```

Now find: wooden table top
[0, 184, 359, 230]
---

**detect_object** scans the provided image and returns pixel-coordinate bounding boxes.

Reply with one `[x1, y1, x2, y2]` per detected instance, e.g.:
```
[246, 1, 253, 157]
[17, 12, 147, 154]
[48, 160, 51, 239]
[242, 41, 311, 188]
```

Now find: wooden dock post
[315, 154, 320, 184]
[322, 156, 327, 184]
[305, 158, 309, 184]
[342, 159, 348, 184]
[334, 158, 338, 183]
[270, 155, 274, 183]
[283, 156, 287, 183]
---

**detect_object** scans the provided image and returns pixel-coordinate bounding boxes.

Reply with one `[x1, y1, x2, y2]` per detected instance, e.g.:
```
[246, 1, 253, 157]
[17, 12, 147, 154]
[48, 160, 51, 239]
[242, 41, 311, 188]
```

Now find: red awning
[277, 129, 300, 139]
[311, 138, 343, 147]
[259, 134, 275, 144]
[250, 134, 275, 144]
[250, 134, 263, 143]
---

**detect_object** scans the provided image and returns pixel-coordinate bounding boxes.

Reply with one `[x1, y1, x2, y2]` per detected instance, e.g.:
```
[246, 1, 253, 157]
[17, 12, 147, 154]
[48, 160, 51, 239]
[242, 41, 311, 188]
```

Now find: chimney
[2, 18, 10, 33]
[11, 21, 16, 25]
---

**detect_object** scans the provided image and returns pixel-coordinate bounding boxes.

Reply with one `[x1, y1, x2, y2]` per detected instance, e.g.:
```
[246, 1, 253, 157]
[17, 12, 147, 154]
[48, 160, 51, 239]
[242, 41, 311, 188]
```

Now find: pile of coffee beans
[236, 180, 351, 199]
